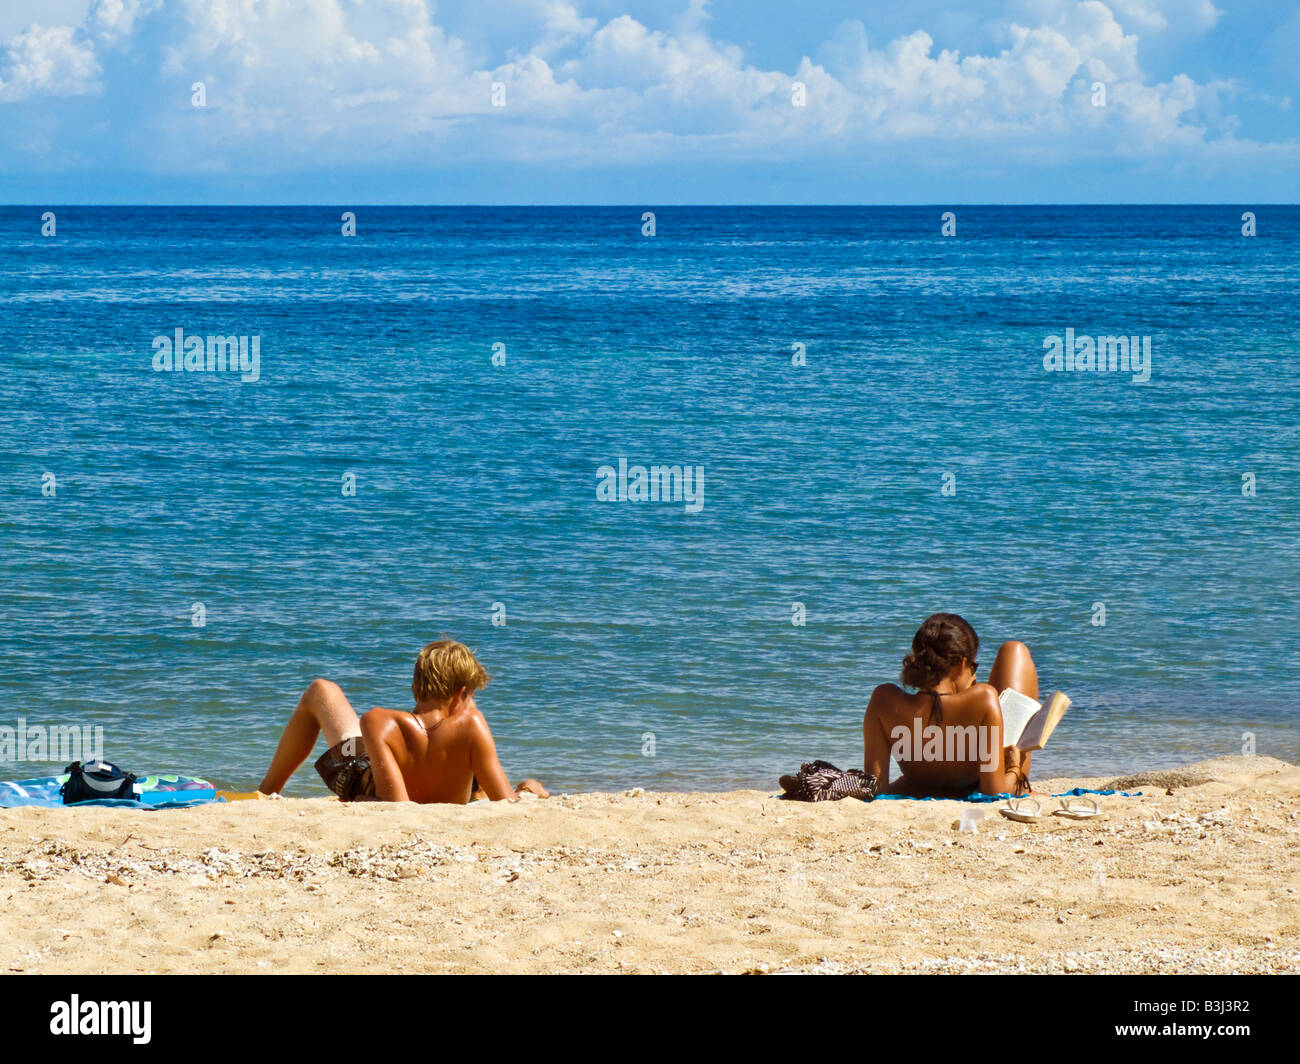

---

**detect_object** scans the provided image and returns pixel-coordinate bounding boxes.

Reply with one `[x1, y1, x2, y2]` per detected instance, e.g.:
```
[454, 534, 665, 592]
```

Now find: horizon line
[3, 202, 1295, 208]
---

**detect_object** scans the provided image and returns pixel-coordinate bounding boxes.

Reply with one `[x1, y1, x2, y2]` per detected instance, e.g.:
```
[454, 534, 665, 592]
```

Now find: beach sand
[1, 755, 1296, 974]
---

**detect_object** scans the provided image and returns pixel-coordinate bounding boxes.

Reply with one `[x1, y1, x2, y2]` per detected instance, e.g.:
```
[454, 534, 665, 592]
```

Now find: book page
[998, 688, 1042, 747]
[1018, 709, 1047, 751]
[1019, 691, 1070, 751]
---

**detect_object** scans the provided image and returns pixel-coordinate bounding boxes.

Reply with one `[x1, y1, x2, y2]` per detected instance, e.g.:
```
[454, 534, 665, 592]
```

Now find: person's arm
[862, 684, 897, 790]
[467, 712, 515, 801]
[972, 687, 1027, 795]
[361, 712, 409, 802]
[977, 730, 1007, 795]
[1002, 745, 1028, 795]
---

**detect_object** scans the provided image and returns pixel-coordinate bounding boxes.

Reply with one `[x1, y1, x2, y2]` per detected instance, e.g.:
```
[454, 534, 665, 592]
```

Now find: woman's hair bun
[900, 613, 979, 691]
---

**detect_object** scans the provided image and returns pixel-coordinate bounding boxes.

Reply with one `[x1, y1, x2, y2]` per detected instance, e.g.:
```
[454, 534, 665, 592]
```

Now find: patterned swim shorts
[314, 737, 376, 801]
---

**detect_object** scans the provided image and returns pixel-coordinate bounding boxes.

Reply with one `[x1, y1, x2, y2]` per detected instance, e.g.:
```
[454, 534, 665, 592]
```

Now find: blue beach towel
[869, 786, 1142, 803]
[0, 773, 225, 809]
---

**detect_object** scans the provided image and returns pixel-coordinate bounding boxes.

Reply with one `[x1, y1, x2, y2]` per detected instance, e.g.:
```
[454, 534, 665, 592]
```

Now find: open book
[998, 689, 1071, 751]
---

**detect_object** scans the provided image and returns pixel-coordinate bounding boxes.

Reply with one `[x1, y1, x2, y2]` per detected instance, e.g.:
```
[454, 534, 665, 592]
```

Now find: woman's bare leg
[987, 641, 1038, 782]
[988, 640, 1038, 700]
[259, 679, 363, 795]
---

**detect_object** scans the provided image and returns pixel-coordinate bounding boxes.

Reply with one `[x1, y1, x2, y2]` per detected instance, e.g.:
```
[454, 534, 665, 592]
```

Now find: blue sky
[0, 0, 1295, 203]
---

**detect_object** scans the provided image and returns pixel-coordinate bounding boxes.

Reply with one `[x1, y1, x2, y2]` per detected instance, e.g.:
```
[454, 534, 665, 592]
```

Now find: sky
[0, 0, 1296, 203]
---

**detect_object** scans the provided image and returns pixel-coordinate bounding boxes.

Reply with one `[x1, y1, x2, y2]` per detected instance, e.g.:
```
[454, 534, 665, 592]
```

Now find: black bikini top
[920, 689, 944, 724]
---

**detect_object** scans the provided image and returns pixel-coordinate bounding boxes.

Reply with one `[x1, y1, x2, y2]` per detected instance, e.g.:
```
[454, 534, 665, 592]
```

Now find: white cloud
[804, 2, 1205, 143]
[529, 1, 597, 58]
[88, 0, 160, 43]
[0, 23, 98, 100]
[0, 0, 1275, 172]
[1107, 0, 1221, 33]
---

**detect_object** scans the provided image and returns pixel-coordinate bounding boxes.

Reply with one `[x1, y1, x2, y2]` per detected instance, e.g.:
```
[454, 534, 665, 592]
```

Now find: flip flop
[1052, 796, 1102, 820]
[998, 796, 1044, 823]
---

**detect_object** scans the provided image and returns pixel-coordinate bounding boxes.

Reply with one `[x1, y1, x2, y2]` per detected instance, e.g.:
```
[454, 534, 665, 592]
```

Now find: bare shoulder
[867, 683, 907, 711]
[360, 707, 404, 738]
[448, 705, 494, 741]
[954, 683, 1001, 717]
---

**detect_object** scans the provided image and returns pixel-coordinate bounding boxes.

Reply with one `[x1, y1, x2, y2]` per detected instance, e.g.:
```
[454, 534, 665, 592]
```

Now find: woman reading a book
[863, 613, 1050, 797]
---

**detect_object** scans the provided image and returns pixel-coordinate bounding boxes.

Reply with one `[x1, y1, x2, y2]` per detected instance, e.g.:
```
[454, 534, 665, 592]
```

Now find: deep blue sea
[1, 206, 1297, 794]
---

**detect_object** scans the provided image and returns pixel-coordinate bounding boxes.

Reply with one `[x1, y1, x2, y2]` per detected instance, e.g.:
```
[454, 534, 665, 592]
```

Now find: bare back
[360, 702, 512, 803]
[864, 682, 1008, 795]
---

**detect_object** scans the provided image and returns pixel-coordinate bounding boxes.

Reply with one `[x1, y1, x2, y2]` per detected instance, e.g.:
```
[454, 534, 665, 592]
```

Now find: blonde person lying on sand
[863, 613, 1039, 798]
[258, 639, 548, 803]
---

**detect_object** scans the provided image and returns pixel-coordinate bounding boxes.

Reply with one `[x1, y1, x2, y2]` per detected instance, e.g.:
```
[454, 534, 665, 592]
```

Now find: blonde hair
[411, 639, 490, 703]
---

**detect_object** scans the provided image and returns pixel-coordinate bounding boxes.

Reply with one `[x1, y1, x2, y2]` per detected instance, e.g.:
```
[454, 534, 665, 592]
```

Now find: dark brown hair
[901, 613, 979, 718]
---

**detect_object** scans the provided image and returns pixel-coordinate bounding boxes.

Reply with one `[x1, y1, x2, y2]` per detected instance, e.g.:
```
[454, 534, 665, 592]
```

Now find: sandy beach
[1, 755, 1296, 975]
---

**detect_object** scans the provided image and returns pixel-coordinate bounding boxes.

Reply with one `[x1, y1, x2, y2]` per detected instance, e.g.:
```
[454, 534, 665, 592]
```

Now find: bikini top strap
[923, 689, 944, 724]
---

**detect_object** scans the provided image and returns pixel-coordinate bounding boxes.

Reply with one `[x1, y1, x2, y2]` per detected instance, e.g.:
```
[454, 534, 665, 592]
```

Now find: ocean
[1, 205, 1297, 794]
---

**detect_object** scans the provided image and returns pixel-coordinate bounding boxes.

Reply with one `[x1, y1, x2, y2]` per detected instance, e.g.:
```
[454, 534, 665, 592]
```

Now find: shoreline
[7, 749, 1271, 800]
[2, 755, 1296, 974]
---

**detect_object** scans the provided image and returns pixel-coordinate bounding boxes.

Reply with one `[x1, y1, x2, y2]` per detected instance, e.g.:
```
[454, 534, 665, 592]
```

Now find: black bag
[61, 760, 138, 804]
[779, 760, 878, 802]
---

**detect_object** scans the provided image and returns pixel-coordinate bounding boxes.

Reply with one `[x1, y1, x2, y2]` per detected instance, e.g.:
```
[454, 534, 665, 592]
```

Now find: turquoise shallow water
[1, 206, 1297, 793]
